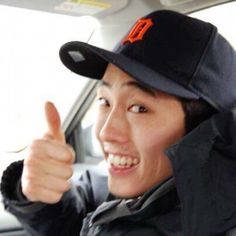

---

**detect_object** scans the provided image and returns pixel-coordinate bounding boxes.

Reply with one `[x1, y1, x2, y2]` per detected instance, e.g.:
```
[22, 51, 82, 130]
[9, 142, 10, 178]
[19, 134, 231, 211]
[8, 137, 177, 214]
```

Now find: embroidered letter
[123, 18, 153, 44]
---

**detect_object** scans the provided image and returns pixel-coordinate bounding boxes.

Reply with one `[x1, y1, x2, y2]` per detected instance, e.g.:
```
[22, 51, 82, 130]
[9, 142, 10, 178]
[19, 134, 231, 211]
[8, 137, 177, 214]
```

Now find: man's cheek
[135, 135, 164, 160]
[93, 118, 104, 141]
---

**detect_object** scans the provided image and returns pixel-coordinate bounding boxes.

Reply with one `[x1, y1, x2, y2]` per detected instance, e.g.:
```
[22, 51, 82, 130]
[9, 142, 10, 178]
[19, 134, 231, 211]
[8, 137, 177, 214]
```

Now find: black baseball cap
[59, 10, 236, 112]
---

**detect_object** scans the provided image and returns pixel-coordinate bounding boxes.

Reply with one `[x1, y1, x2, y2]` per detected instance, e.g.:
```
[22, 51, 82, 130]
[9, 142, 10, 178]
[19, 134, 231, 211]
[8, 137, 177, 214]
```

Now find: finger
[41, 160, 73, 180]
[26, 139, 75, 164]
[44, 101, 65, 143]
[24, 148, 74, 179]
[24, 170, 71, 193]
[22, 182, 64, 204]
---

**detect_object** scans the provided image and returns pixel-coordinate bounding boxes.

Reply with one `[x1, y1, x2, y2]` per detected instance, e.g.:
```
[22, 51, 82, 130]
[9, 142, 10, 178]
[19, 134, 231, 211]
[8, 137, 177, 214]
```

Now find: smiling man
[95, 63, 185, 198]
[1, 10, 236, 236]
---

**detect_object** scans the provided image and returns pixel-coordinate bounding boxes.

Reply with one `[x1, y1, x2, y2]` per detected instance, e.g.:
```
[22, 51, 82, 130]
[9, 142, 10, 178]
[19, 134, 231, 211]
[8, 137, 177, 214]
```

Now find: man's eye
[129, 104, 148, 113]
[96, 97, 110, 107]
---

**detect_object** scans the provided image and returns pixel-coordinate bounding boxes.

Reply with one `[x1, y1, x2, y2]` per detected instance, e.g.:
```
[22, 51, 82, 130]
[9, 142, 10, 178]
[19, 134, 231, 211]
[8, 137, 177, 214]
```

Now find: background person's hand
[21, 102, 75, 204]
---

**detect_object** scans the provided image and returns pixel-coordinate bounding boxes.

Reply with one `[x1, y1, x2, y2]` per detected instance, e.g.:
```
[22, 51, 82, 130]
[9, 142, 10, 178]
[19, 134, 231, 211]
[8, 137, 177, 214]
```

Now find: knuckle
[22, 170, 34, 181]
[22, 166, 35, 180]
[22, 170, 44, 190]
[51, 193, 62, 203]
[66, 144, 76, 162]
[24, 156, 36, 167]
[63, 180, 71, 191]
[24, 140, 45, 165]
[25, 171, 37, 182]
[22, 177, 33, 189]
[69, 167, 74, 178]
[64, 166, 73, 179]
[22, 184, 37, 201]
[57, 180, 69, 192]
[30, 139, 44, 149]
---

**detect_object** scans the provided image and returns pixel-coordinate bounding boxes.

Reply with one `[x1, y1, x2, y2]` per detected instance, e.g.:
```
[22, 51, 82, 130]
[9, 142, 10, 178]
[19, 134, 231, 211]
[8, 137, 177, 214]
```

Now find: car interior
[0, 0, 235, 235]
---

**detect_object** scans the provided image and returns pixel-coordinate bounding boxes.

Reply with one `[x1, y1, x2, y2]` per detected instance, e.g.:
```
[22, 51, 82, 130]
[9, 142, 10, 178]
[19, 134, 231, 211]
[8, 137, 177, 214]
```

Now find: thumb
[44, 101, 65, 143]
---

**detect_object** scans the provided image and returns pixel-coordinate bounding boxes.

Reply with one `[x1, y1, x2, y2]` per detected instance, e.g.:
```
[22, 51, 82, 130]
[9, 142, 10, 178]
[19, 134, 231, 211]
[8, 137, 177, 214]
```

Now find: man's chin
[108, 180, 143, 199]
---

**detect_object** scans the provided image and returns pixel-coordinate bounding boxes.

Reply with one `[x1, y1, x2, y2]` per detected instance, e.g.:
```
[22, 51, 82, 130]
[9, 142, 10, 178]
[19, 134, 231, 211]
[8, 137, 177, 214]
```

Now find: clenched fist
[21, 102, 75, 204]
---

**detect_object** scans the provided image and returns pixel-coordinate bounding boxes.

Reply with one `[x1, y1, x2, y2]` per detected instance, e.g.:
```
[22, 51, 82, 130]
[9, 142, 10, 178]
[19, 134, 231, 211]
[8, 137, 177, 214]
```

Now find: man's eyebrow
[98, 80, 156, 97]
[98, 80, 110, 88]
[126, 81, 156, 97]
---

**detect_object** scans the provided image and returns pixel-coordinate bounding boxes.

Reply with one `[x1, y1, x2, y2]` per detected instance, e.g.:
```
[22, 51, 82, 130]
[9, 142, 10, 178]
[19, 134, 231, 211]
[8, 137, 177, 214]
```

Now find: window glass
[0, 5, 98, 179]
[81, 98, 103, 161]
[190, 1, 236, 49]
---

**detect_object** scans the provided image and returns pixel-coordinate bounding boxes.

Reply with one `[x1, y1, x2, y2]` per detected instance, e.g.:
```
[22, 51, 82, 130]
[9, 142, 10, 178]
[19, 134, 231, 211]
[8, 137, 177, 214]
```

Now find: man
[1, 10, 236, 236]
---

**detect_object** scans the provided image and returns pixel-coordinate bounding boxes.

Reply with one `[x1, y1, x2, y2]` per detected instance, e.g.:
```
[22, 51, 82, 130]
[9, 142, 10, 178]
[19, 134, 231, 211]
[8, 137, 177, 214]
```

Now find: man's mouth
[107, 154, 139, 168]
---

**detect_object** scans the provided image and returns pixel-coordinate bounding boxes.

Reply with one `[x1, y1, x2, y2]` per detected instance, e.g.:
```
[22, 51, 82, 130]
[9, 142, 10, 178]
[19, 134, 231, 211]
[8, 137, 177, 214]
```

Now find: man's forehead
[99, 63, 157, 97]
[99, 79, 157, 97]
[102, 63, 130, 80]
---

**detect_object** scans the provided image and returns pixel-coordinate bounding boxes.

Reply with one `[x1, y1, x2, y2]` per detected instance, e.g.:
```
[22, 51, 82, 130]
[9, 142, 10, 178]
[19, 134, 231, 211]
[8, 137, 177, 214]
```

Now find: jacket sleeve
[0, 160, 108, 236]
[166, 109, 236, 236]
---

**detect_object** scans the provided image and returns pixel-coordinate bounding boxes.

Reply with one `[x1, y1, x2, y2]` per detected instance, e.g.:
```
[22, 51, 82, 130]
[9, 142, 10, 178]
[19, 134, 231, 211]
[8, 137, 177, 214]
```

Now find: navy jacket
[1, 110, 236, 236]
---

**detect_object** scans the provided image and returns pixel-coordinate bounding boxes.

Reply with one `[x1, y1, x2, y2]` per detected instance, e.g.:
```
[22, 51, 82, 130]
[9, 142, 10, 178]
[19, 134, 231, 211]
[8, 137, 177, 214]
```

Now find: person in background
[1, 10, 236, 236]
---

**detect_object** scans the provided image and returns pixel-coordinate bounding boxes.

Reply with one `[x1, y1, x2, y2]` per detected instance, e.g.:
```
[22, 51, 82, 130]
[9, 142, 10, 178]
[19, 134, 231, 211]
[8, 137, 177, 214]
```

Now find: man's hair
[179, 98, 218, 133]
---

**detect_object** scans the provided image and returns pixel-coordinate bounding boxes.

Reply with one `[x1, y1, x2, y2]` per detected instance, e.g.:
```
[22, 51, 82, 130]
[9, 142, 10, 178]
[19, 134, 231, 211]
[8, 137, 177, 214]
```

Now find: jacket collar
[90, 177, 178, 226]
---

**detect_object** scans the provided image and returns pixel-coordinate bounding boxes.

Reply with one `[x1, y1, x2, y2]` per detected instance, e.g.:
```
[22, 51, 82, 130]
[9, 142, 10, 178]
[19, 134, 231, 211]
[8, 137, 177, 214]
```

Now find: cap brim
[59, 41, 199, 100]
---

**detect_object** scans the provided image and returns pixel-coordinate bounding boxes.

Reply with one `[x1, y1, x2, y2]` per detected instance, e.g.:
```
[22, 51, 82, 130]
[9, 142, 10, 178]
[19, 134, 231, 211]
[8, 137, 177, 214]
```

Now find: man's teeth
[108, 154, 139, 167]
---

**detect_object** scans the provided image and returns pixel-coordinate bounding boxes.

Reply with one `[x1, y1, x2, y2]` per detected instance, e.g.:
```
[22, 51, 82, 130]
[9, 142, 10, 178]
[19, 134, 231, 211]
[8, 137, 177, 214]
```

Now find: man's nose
[99, 108, 129, 144]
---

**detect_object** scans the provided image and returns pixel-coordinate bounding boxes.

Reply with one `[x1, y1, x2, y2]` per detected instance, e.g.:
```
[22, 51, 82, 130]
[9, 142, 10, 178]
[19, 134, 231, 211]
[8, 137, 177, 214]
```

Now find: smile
[107, 154, 139, 168]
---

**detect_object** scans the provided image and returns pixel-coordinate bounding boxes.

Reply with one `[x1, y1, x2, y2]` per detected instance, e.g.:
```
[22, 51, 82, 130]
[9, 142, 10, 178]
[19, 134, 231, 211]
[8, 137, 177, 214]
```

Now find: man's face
[94, 63, 185, 198]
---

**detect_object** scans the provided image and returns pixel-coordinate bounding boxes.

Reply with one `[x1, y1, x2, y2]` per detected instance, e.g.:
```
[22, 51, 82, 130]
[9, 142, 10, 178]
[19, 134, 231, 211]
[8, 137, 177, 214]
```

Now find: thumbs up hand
[21, 102, 75, 204]
[44, 101, 65, 143]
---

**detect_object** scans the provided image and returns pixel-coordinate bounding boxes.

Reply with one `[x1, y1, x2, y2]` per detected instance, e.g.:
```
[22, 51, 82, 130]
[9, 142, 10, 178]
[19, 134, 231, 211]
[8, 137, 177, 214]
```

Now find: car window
[190, 1, 236, 48]
[0, 5, 98, 180]
[81, 99, 103, 159]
